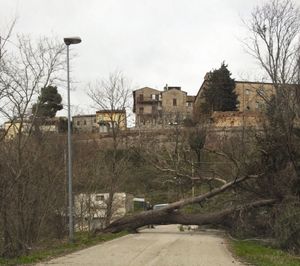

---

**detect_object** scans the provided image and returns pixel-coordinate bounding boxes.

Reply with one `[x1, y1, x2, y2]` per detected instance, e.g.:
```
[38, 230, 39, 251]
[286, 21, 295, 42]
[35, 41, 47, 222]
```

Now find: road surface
[38, 225, 244, 266]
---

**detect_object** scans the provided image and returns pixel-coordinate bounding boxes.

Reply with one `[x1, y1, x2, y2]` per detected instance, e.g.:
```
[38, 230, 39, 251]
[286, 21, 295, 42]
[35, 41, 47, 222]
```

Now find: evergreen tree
[32, 86, 63, 118]
[200, 62, 238, 114]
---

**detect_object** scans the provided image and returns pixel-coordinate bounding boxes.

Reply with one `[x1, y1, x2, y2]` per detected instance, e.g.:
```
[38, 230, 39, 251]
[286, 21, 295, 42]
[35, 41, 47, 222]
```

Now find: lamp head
[64, 37, 82, 46]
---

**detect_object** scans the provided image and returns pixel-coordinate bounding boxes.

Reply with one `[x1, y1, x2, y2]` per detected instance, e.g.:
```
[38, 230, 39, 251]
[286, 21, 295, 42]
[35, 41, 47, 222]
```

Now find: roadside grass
[231, 239, 300, 266]
[0, 231, 128, 265]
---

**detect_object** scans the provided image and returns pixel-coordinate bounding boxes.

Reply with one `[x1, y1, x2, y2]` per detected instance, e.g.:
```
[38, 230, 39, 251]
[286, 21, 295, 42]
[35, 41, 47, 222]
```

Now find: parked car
[153, 203, 169, 210]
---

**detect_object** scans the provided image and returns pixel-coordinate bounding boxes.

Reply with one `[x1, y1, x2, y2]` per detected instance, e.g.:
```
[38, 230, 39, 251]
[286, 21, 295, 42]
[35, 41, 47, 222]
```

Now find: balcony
[136, 97, 161, 104]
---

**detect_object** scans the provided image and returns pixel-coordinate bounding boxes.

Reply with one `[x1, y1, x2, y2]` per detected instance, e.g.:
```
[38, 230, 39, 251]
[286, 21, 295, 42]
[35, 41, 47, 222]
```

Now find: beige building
[96, 110, 127, 133]
[4, 120, 31, 140]
[3, 117, 67, 140]
[133, 85, 195, 128]
[234, 81, 274, 112]
[72, 110, 127, 134]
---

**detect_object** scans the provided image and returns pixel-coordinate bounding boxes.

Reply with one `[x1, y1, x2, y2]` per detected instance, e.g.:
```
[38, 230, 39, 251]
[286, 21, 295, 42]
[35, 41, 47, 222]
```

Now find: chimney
[164, 83, 168, 91]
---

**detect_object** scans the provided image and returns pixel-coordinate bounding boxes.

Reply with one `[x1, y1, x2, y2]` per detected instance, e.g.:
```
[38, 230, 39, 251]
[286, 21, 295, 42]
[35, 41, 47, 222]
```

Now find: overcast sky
[2, 0, 299, 117]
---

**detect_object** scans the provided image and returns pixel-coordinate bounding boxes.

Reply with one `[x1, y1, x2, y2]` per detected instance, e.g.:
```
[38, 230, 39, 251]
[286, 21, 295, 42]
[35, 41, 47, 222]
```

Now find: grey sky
[2, 0, 299, 117]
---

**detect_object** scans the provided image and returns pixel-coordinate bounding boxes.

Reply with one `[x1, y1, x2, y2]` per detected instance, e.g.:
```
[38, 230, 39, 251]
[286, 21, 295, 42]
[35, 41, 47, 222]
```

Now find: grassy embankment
[231, 240, 300, 266]
[0, 231, 127, 265]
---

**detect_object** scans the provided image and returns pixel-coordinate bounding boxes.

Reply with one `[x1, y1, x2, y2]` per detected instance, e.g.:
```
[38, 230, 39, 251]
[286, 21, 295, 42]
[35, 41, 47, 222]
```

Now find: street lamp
[64, 36, 81, 242]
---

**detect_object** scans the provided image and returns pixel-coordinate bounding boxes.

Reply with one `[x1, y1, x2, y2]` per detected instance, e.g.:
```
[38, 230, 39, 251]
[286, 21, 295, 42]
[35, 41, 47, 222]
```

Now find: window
[139, 94, 144, 101]
[96, 195, 105, 201]
[245, 89, 250, 95]
[186, 102, 192, 107]
[139, 107, 144, 114]
[83, 120, 87, 125]
[151, 94, 156, 100]
[94, 119, 96, 123]
[77, 121, 80, 126]
[173, 98, 177, 106]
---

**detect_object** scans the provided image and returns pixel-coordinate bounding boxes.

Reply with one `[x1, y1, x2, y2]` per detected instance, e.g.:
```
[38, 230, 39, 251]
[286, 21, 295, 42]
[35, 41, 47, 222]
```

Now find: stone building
[234, 81, 274, 112]
[72, 110, 127, 134]
[186, 96, 195, 117]
[193, 73, 275, 123]
[133, 85, 195, 128]
[133, 87, 162, 127]
[72, 114, 98, 133]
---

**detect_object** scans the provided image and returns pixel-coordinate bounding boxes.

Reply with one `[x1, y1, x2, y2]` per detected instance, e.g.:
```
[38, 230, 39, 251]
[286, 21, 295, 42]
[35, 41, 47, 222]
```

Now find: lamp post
[64, 36, 81, 242]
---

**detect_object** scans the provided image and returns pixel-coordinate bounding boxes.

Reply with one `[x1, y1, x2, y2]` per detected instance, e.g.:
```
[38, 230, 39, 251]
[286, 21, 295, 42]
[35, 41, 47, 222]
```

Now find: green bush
[274, 199, 300, 253]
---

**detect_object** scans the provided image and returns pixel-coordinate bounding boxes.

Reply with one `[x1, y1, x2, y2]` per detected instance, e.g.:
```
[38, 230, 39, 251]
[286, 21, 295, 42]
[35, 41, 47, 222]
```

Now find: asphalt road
[38, 225, 245, 266]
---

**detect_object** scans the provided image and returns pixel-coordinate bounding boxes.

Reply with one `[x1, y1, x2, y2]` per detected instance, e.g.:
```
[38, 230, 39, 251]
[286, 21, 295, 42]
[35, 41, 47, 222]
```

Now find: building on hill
[72, 114, 98, 133]
[133, 87, 162, 128]
[186, 95, 195, 117]
[193, 73, 275, 123]
[96, 109, 127, 133]
[161, 86, 191, 125]
[234, 81, 274, 112]
[4, 120, 31, 140]
[133, 85, 195, 128]
[72, 110, 127, 134]
[3, 117, 67, 140]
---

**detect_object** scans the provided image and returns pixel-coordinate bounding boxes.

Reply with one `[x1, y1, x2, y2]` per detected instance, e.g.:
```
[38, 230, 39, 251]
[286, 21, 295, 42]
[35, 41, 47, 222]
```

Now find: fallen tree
[101, 199, 276, 233]
[96, 174, 276, 233]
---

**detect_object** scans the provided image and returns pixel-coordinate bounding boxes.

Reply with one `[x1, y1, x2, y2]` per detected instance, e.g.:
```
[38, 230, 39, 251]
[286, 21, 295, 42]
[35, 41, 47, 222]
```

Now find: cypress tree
[32, 86, 63, 118]
[200, 62, 238, 114]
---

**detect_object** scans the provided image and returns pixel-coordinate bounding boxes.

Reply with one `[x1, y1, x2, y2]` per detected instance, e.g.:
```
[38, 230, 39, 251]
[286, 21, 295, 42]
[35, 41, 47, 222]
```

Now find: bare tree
[140, 127, 208, 201]
[0, 35, 65, 122]
[0, 18, 16, 61]
[0, 34, 66, 257]
[87, 71, 132, 226]
[0, 18, 17, 140]
[245, 0, 300, 85]
[88, 71, 131, 112]
[244, 0, 300, 167]
[242, 0, 300, 252]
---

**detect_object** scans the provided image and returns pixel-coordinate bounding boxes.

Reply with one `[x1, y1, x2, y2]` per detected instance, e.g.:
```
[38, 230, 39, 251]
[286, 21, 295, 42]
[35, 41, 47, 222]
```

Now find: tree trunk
[100, 199, 275, 233]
